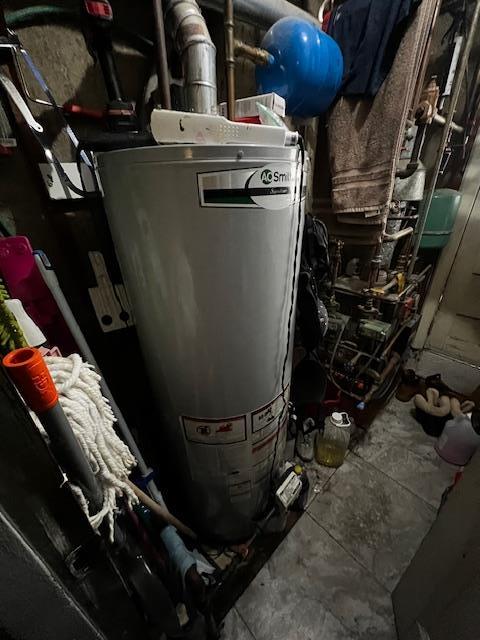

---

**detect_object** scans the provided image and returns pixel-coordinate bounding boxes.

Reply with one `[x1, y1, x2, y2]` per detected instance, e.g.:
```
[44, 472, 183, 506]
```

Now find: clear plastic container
[315, 411, 351, 468]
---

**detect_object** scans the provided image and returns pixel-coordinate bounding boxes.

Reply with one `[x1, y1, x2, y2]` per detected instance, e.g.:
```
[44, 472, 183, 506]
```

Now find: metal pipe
[199, 0, 317, 28]
[432, 112, 464, 133]
[40, 404, 104, 510]
[224, 0, 235, 120]
[96, 47, 123, 103]
[363, 352, 401, 403]
[234, 39, 273, 66]
[152, 0, 172, 109]
[408, 0, 480, 278]
[165, 0, 217, 114]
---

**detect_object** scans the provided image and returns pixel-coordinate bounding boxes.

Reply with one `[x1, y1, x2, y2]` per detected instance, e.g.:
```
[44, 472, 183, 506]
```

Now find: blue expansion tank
[256, 17, 343, 119]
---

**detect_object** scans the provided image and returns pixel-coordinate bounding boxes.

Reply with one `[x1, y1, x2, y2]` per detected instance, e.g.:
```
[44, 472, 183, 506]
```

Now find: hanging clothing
[328, 0, 422, 97]
[326, 0, 438, 215]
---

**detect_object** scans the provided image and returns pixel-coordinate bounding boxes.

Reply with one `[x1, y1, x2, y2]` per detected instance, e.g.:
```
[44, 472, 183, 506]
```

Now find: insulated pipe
[165, 0, 217, 113]
[199, 0, 317, 28]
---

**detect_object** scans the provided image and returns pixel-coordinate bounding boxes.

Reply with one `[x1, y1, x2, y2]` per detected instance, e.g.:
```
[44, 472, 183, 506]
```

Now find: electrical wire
[269, 138, 305, 485]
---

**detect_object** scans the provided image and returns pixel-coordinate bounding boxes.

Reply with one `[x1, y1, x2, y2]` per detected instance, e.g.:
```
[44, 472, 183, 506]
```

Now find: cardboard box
[219, 93, 286, 119]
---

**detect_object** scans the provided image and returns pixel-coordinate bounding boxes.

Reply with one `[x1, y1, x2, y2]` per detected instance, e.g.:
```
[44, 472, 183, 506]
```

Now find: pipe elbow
[165, 0, 217, 113]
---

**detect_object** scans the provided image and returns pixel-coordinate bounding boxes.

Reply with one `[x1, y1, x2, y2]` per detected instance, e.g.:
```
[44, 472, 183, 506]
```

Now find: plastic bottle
[435, 414, 480, 466]
[315, 411, 351, 468]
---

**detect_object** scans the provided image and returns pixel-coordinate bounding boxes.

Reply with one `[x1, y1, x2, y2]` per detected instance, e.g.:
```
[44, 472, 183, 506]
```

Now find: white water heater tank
[98, 144, 304, 540]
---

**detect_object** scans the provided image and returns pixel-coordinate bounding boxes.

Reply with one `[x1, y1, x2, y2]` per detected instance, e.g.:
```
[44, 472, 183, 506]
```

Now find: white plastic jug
[435, 414, 480, 466]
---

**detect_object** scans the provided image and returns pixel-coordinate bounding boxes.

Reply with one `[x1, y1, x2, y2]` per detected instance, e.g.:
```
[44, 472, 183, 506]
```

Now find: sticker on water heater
[181, 414, 247, 445]
[251, 386, 289, 434]
[252, 415, 288, 465]
[197, 163, 298, 210]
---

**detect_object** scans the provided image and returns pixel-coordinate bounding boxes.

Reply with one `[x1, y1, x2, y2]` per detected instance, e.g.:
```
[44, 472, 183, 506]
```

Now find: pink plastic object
[0, 236, 76, 353]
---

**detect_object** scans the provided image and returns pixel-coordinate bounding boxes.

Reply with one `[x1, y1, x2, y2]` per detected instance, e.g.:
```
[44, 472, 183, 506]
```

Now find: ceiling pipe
[199, 0, 318, 29]
[224, 0, 235, 120]
[164, 0, 217, 113]
[152, 0, 172, 108]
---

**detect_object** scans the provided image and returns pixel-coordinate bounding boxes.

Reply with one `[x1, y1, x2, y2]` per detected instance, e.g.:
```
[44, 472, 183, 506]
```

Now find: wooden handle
[127, 480, 197, 540]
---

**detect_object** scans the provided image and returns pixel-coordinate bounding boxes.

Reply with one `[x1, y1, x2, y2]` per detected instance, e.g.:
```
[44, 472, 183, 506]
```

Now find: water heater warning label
[182, 414, 247, 445]
[251, 387, 288, 434]
[197, 163, 299, 210]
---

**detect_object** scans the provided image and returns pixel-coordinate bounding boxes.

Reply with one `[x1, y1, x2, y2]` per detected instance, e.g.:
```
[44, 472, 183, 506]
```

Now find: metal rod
[433, 112, 464, 133]
[408, 0, 480, 278]
[383, 227, 414, 242]
[224, 0, 235, 121]
[152, 0, 172, 109]
[41, 404, 104, 510]
[97, 47, 123, 103]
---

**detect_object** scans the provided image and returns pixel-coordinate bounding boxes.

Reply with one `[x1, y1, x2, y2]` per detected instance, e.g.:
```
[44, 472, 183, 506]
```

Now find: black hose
[5, 6, 154, 57]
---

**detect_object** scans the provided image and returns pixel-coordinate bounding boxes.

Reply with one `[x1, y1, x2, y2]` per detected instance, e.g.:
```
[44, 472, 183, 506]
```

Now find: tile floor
[222, 398, 458, 640]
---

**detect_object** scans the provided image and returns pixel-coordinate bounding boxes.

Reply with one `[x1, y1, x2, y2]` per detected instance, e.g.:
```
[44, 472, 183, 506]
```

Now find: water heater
[98, 144, 304, 540]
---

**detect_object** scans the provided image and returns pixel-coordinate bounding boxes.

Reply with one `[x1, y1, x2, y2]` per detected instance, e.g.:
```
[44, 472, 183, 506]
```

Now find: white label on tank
[251, 386, 289, 434]
[197, 162, 298, 209]
[182, 414, 246, 445]
[180, 388, 290, 506]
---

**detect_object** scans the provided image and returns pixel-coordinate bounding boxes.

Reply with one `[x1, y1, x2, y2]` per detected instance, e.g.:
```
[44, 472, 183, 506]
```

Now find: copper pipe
[224, 0, 235, 120]
[152, 0, 172, 109]
[234, 39, 273, 66]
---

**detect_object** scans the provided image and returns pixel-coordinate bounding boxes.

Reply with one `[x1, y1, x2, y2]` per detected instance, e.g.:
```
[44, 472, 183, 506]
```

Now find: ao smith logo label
[198, 163, 300, 210]
[261, 168, 291, 185]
